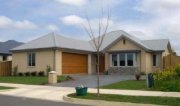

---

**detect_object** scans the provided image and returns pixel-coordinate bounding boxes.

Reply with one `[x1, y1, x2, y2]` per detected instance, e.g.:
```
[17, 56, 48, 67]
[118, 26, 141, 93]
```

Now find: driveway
[52, 75, 137, 88]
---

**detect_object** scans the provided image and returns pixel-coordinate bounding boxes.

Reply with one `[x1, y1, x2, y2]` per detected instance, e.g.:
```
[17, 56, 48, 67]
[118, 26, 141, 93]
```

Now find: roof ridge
[52, 32, 57, 47]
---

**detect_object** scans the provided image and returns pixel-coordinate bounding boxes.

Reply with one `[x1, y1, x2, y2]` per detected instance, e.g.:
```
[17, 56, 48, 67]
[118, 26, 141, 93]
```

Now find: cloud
[14, 20, 37, 29]
[54, 0, 88, 6]
[60, 15, 85, 26]
[0, 16, 37, 29]
[136, 0, 180, 15]
[61, 15, 114, 34]
[133, 0, 180, 52]
[46, 24, 59, 31]
[0, 16, 13, 28]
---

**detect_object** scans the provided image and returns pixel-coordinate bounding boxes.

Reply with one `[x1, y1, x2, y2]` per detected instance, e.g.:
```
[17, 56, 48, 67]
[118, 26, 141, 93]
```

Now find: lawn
[0, 86, 14, 90]
[101, 80, 148, 90]
[69, 93, 180, 106]
[0, 76, 71, 85]
[101, 80, 180, 92]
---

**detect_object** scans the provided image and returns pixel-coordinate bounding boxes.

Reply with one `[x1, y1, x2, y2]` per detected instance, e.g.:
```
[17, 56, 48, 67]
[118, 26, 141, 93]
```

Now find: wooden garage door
[62, 52, 88, 74]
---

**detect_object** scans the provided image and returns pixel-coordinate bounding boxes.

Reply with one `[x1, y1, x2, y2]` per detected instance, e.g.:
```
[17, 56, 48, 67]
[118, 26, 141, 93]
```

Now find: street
[0, 94, 88, 106]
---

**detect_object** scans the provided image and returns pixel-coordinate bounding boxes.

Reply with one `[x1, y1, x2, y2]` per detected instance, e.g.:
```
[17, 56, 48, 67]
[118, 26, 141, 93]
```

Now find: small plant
[46, 65, 52, 75]
[38, 71, 45, 76]
[18, 72, 23, 76]
[31, 71, 37, 76]
[104, 71, 109, 75]
[135, 70, 141, 81]
[12, 65, 18, 76]
[25, 72, 30, 76]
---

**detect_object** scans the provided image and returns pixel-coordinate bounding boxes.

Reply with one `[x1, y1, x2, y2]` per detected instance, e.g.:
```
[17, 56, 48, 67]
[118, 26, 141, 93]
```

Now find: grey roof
[0, 40, 23, 55]
[11, 33, 94, 52]
[98, 30, 151, 51]
[11, 30, 170, 52]
[142, 39, 169, 51]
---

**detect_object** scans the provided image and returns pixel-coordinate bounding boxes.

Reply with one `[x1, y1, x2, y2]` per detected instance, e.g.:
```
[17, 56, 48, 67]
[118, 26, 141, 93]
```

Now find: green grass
[101, 80, 148, 90]
[0, 86, 14, 90]
[0, 76, 71, 85]
[69, 93, 180, 106]
[101, 80, 180, 92]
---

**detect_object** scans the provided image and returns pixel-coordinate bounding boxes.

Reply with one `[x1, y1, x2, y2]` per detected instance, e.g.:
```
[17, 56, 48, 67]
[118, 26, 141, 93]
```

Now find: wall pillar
[55, 50, 62, 75]
[105, 53, 109, 71]
[140, 50, 146, 73]
[88, 54, 92, 74]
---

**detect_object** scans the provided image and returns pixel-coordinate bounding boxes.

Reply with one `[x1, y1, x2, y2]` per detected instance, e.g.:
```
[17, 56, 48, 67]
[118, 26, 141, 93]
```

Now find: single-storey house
[0, 40, 23, 61]
[11, 30, 172, 75]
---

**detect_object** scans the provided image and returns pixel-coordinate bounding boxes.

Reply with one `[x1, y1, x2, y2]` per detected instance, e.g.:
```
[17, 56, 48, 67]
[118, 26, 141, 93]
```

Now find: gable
[107, 38, 143, 51]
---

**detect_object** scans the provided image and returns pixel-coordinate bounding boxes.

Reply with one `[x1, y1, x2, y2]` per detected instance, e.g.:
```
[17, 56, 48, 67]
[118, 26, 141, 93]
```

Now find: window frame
[27, 52, 36, 67]
[110, 53, 136, 67]
[152, 54, 157, 66]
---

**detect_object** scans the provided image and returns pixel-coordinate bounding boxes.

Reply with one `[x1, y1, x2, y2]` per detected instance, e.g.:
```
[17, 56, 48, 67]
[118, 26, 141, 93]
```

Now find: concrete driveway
[52, 75, 136, 88]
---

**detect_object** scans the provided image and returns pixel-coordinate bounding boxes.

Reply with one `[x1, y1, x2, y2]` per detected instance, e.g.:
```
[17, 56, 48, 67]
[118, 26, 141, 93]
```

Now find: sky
[0, 0, 180, 53]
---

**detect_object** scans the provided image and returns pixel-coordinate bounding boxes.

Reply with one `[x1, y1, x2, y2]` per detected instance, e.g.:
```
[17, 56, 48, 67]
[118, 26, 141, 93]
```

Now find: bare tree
[83, 10, 110, 96]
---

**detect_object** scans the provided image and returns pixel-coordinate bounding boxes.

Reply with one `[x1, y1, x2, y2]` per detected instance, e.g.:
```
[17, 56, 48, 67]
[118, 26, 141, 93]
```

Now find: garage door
[62, 52, 88, 74]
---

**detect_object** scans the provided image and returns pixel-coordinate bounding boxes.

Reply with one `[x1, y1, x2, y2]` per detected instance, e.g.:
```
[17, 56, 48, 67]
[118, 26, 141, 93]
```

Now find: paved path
[0, 83, 180, 100]
[50, 75, 138, 88]
[0, 83, 180, 106]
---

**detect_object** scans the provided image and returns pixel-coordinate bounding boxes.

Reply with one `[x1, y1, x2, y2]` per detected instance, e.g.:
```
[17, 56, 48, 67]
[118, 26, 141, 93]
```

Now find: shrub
[25, 72, 30, 76]
[135, 70, 141, 81]
[153, 66, 180, 92]
[154, 69, 178, 81]
[46, 65, 52, 75]
[31, 71, 37, 76]
[12, 65, 18, 76]
[38, 71, 45, 76]
[140, 72, 146, 75]
[175, 65, 180, 77]
[18, 72, 23, 76]
[104, 71, 109, 75]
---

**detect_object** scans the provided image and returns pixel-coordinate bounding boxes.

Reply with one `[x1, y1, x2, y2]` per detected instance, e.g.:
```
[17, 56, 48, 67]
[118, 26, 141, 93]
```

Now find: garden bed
[0, 76, 71, 85]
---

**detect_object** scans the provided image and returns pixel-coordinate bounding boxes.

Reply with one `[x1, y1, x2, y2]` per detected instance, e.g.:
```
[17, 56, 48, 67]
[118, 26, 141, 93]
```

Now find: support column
[88, 54, 92, 74]
[55, 50, 62, 75]
[105, 53, 109, 71]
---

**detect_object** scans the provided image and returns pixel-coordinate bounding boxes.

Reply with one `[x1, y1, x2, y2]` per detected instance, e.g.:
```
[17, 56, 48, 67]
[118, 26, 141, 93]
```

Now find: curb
[63, 95, 162, 106]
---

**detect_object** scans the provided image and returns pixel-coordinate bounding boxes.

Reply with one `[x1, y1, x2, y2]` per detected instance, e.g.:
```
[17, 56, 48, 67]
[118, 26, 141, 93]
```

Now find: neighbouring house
[0, 40, 23, 61]
[11, 30, 173, 75]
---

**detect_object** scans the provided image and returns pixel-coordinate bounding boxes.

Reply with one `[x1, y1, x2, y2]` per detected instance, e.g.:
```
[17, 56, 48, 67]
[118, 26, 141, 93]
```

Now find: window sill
[110, 66, 137, 68]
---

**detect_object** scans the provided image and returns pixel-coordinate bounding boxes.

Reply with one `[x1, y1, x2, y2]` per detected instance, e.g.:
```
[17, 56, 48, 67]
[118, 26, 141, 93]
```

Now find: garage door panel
[62, 52, 88, 74]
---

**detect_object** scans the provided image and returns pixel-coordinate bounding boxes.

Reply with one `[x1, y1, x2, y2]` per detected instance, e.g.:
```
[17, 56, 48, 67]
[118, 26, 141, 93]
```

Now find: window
[28, 53, 35, 66]
[123, 39, 126, 45]
[111, 53, 136, 67]
[127, 53, 134, 66]
[119, 53, 125, 66]
[153, 54, 157, 66]
[2, 56, 7, 61]
[112, 54, 118, 66]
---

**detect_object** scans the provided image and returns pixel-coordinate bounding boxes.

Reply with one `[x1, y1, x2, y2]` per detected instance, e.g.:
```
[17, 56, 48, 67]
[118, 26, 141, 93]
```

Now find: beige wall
[108, 39, 141, 51]
[12, 50, 54, 74]
[12, 49, 93, 75]
[105, 38, 163, 73]
[91, 54, 97, 74]
[0, 56, 2, 61]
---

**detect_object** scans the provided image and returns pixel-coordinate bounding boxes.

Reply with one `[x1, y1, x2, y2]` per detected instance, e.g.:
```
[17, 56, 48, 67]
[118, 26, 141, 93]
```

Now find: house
[11, 30, 172, 75]
[0, 40, 23, 61]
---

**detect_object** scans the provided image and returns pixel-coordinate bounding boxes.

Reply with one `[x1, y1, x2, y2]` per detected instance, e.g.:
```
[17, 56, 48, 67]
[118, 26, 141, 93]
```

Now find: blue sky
[0, 0, 180, 52]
